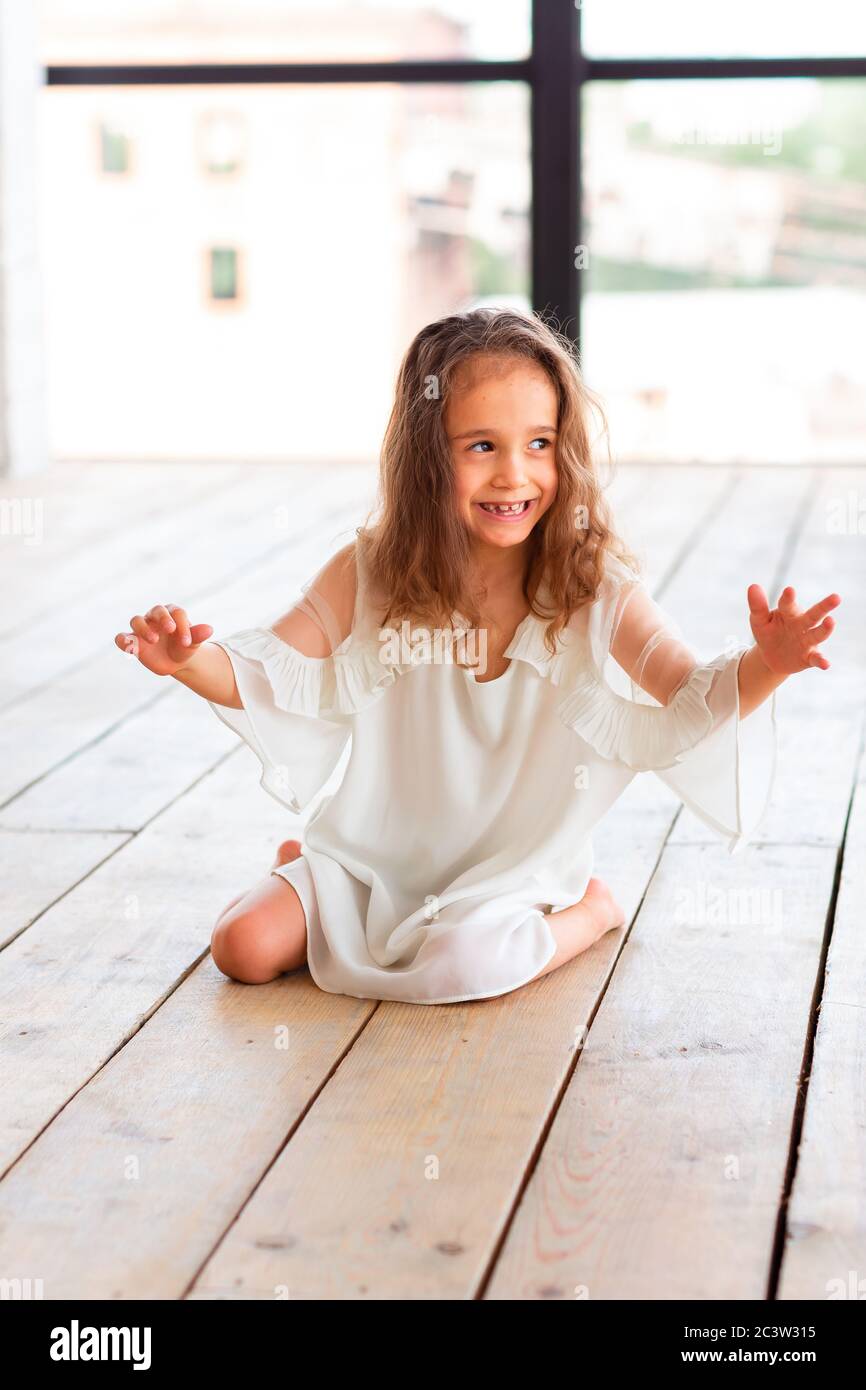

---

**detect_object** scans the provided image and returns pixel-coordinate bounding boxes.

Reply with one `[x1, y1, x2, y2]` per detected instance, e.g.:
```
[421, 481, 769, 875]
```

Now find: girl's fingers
[777, 585, 797, 614]
[807, 651, 830, 671]
[121, 605, 203, 656]
[166, 605, 192, 646]
[130, 614, 159, 644]
[808, 614, 835, 643]
[802, 592, 841, 625]
[747, 583, 770, 620]
[145, 604, 177, 635]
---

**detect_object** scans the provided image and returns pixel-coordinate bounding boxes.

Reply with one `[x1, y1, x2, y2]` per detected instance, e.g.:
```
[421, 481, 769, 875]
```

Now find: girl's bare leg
[211, 840, 308, 985]
[530, 877, 626, 981]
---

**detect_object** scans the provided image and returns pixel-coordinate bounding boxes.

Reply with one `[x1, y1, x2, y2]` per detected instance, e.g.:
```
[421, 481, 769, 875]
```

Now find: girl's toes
[272, 838, 303, 870]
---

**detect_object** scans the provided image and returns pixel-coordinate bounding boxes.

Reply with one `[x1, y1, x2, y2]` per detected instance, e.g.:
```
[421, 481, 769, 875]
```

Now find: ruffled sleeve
[206, 542, 405, 813]
[208, 628, 351, 815]
[557, 553, 778, 855]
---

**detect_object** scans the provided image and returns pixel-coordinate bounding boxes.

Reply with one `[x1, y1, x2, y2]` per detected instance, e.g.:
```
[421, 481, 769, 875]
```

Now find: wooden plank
[0, 735, 674, 1297]
[0, 964, 373, 1300]
[671, 467, 866, 849]
[0, 498, 369, 827]
[3, 467, 845, 1301]
[0, 685, 238, 834]
[180, 469, 769, 1297]
[0, 756, 295, 1173]
[0, 487, 371, 806]
[0, 463, 245, 630]
[0, 463, 367, 707]
[0, 829, 129, 950]
[0, 466, 725, 1296]
[485, 844, 838, 1300]
[487, 468, 853, 1298]
[777, 735, 866, 1300]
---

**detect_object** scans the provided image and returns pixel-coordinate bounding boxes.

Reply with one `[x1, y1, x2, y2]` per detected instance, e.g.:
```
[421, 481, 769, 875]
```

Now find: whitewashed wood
[0, 461, 243, 559]
[485, 844, 838, 1300]
[487, 467, 853, 1299]
[0, 828, 129, 949]
[0, 962, 373, 1300]
[777, 740, 866, 1300]
[182, 471, 746, 1298]
[0, 463, 245, 630]
[0, 462, 368, 707]
[0, 466, 720, 1296]
[0, 755, 297, 1173]
[0, 486, 372, 806]
[0, 495, 371, 827]
[671, 468, 866, 847]
[0, 461, 856, 1302]
[0, 684, 237, 833]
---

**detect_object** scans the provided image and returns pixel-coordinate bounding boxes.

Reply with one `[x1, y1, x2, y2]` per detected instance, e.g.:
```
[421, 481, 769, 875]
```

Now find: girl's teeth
[480, 501, 529, 513]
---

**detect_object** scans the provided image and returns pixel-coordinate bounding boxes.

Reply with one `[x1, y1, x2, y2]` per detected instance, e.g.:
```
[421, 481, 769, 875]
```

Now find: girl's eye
[468, 437, 551, 454]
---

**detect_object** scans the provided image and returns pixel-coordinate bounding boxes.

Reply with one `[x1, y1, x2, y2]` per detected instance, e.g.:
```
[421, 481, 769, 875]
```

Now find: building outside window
[198, 110, 245, 175]
[99, 121, 130, 174]
[208, 246, 240, 302]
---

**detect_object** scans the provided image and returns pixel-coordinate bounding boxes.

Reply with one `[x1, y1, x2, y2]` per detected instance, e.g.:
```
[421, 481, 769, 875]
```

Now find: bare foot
[580, 876, 627, 943]
[271, 838, 303, 872]
[531, 876, 626, 983]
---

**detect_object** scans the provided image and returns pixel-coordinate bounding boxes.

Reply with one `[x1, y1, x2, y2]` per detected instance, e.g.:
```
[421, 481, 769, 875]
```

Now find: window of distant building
[99, 122, 130, 174]
[207, 246, 241, 304]
[198, 110, 245, 175]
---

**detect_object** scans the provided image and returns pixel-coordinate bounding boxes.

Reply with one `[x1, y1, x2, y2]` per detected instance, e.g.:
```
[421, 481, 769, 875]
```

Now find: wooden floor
[0, 458, 864, 1301]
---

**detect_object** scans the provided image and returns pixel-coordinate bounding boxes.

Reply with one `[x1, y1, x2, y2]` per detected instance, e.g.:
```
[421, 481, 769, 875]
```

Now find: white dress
[208, 546, 778, 1005]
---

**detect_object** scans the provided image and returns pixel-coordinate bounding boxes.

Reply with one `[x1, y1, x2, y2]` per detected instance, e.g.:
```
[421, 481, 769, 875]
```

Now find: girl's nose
[490, 450, 530, 484]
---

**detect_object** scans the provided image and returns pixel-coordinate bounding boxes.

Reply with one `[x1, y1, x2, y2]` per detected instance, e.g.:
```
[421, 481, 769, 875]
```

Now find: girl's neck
[468, 541, 531, 605]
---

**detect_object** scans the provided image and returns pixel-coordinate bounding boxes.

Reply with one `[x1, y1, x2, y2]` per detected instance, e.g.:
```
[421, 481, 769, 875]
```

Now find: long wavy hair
[356, 307, 640, 657]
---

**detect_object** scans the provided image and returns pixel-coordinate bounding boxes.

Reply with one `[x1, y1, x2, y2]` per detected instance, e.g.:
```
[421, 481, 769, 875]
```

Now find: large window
[39, 79, 529, 461]
[582, 79, 866, 463]
[582, 1, 866, 59]
[37, 0, 532, 63]
[37, 1, 865, 464]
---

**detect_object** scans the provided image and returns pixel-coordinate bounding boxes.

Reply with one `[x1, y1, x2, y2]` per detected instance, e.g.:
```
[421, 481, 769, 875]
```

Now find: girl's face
[445, 356, 559, 551]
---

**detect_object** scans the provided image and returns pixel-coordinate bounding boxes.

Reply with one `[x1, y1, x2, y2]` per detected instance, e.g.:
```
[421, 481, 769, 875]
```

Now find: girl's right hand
[114, 604, 214, 676]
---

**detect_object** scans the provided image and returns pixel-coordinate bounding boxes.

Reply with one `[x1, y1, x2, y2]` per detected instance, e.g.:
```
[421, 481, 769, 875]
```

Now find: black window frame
[46, 0, 866, 347]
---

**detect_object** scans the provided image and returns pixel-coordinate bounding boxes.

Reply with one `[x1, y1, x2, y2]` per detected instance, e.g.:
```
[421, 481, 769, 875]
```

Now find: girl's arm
[735, 645, 788, 719]
[172, 642, 240, 707]
[114, 546, 360, 710]
[610, 582, 840, 721]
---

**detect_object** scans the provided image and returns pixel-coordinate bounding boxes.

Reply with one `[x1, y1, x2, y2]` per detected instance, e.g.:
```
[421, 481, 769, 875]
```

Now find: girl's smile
[474, 497, 540, 523]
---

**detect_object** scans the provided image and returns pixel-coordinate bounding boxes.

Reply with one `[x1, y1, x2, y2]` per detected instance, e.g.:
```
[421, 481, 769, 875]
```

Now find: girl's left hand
[746, 584, 841, 676]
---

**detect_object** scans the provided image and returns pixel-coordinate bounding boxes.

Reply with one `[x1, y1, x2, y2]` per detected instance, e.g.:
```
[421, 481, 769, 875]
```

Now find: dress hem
[305, 911, 559, 1007]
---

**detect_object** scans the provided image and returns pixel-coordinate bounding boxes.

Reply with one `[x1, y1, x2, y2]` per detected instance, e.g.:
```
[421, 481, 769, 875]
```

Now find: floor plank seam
[474, 800, 685, 1300]
[177, 1000, 383, 1301]
[0, 743, 241, 951]
[0, 944, 212, 1187]
[765, 707, 866, 1300]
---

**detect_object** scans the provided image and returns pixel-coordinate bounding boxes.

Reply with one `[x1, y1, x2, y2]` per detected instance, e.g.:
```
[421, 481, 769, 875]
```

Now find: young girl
[115, 309, 840, 1006]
